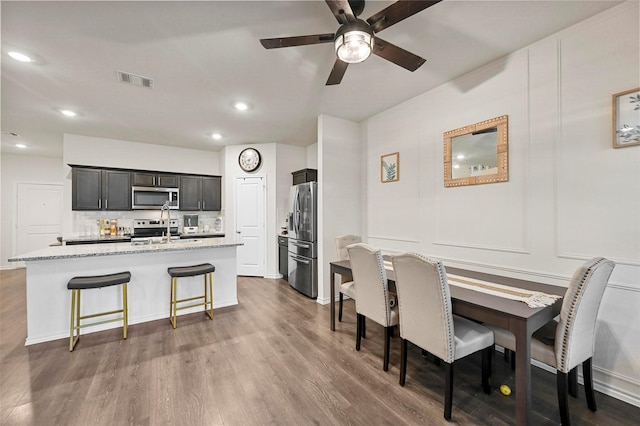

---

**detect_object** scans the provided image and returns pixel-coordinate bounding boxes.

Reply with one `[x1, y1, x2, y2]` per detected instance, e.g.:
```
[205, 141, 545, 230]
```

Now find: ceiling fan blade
[367, 0, 442, 33]
[260, 34, 335, 49]
[325, 0, 356, 24]
[326, 59, 349, 85]
[372, 37, 426, 71]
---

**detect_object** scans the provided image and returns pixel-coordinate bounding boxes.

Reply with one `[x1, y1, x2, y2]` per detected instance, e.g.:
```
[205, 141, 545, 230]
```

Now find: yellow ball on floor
[500, 384, 512, 396]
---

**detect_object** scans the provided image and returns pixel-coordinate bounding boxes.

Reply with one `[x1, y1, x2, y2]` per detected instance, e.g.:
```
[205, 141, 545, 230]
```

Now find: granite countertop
[9, 238, 242, 262]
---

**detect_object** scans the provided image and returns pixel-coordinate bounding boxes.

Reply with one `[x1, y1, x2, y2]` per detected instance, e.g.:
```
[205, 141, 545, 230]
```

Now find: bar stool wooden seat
[167, 263, 215, 329]
[67, 271, 131, 352]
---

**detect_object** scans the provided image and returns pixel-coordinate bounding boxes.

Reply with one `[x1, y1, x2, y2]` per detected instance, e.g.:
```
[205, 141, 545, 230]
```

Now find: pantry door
[16, 183, 63, 266]
[235, 176, 265, 276]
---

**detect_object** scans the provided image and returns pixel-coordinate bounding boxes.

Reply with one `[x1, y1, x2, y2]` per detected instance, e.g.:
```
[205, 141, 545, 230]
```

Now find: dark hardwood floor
[1, 269, 637, 425]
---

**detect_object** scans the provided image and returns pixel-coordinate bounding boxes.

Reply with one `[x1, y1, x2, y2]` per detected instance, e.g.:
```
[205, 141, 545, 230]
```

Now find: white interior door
[16, 183, 63, 263]
[235, 176, 265, 276]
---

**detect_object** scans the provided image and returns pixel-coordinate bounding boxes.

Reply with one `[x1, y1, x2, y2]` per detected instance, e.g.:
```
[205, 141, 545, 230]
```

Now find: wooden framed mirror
[443, 115, 509, 187]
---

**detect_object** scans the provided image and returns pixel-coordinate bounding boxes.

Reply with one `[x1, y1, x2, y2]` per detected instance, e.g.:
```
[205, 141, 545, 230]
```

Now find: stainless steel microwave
[132, 186, 179, 210]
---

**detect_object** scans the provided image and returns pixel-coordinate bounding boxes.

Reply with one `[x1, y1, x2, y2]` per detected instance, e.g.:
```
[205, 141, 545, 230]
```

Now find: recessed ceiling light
[8, 51, 33, 62]
[453, 164, 460, 169]
[15, 144, 27, 149]
[60, 109, 77, 117]
[234, 102, 249, 111]
[211, 133, 222, 140]
[456, 154, 465, 160]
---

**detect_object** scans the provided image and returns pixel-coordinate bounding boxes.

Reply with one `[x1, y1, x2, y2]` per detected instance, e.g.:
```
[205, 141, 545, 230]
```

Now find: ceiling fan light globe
[335, 31, 373, 63]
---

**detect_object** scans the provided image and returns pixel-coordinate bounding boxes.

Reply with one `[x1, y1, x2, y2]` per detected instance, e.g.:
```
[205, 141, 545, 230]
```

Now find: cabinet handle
[99, 199, 101, 209]
[153, 176, 156, 186]
[203, 201, 206, 210]
[105, 199, 108, 209]
[198, 201, 201, 209]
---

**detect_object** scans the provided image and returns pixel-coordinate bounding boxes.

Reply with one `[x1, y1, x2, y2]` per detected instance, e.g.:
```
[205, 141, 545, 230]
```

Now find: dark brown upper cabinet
[132, 171, 179, 187]
[72, 167, 131, 211]
[180, 175, 221, 211]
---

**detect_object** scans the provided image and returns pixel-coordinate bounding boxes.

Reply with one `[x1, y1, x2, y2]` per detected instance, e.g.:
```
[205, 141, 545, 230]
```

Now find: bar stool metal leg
[170, 277, 178, 329]
[167, 264, 215, 328]
[67, 271, 131, 352]
[204, 271, 214, 320]
[123, 283, 128, 339]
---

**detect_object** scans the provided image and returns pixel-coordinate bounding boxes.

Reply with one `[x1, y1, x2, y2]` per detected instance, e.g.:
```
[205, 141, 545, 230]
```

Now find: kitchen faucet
[161, 201, 171, 243]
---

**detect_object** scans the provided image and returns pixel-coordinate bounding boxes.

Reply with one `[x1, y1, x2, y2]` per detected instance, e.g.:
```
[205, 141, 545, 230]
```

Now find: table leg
[330, 267, 336, 331]
[513, 321, 533, 426]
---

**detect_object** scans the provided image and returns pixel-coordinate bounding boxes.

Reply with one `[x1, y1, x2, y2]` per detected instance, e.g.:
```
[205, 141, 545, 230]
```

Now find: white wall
[361, 1, 639, 406]
[1, 154, 64, 268]
[306, 143, 318, 169]
[63, 134, 220, 175]
[223, 143, 307, 279]
[318, 114, 363, 303]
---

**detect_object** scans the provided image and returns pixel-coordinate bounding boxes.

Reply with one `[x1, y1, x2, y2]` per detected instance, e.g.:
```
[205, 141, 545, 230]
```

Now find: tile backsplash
[71, 210, 223, 237]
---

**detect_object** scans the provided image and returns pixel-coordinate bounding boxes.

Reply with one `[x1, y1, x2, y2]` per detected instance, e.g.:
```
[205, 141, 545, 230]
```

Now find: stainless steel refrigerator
[287, 182, 317, 298]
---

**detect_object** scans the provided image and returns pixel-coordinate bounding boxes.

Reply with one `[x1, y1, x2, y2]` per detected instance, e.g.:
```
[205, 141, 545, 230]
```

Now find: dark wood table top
[330, 259, 565, 321]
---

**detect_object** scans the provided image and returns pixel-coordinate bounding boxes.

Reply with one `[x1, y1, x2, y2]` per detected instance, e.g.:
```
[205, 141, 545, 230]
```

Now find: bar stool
[167, 263, 215, 328]
[67, 271, 131, 352]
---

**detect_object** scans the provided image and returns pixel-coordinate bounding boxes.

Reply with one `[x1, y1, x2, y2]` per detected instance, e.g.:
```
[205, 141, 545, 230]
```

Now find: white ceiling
[1, 0, 622, 158]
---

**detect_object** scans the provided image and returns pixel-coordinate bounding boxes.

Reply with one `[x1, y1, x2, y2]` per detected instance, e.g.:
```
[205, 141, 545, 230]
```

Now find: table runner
[383, 261, 561, 308]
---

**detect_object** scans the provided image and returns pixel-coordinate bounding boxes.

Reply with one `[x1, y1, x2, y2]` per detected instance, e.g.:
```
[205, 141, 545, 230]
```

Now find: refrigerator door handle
[291, 241, 310, 248]
[290, 254, 310, 264]
[295, 191, 301, 235]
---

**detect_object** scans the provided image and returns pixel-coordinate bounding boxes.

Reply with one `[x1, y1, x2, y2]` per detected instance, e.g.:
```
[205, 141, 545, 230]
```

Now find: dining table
[329, 259, 565, 426]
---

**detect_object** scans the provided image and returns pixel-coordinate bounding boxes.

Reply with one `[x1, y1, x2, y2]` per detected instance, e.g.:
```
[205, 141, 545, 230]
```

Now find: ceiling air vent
[116, 70, 153, 88]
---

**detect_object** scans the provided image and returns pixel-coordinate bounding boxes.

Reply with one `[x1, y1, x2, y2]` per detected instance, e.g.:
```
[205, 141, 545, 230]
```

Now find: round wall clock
[238, 148, 262, 172]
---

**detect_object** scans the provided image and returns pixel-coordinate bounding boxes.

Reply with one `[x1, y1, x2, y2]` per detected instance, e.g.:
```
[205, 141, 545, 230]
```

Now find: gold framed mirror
[443, 115, 509, 187]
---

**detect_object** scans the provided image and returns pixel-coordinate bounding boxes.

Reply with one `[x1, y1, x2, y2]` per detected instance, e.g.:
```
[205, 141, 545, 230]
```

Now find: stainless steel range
[132, 219, 179, 242]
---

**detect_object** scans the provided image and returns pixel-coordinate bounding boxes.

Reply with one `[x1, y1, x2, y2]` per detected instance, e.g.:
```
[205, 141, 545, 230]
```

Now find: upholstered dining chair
[391, 253, 494, 421]
[347, 243, 399, 371]
[487, 257, 615, 426]
[334, 234, 362, 323]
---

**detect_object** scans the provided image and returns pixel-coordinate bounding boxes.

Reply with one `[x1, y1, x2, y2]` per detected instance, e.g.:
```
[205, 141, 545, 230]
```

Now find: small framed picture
[381, 152, 399, 183]
[613, 87, 640, 148]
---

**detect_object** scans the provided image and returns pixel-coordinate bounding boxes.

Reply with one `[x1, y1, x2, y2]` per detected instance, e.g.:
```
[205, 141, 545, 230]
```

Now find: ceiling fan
[260, 0, 442, 85]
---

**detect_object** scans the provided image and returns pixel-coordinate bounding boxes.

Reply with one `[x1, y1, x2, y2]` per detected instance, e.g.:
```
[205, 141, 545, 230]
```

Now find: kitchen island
[9, 238, 242, 346]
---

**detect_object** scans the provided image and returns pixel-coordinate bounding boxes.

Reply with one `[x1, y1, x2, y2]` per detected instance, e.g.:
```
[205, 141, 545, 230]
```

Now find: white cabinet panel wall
[556, 7, 640, 263]
[360, 1, 639, 406]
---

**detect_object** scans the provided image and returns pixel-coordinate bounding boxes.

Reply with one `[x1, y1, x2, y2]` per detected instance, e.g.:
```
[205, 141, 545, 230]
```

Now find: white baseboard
[495, 346, 640, 408]
[263, 273, 283, 279]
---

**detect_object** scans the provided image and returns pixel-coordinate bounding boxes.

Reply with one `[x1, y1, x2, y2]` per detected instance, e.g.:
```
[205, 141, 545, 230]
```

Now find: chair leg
[504, 348, 510, 362]
[383, 326, 391, 371]
[510, 349, 516, 371]
[557, 371, 571, 426]
[338, 293, 344, 322]
[444, 362, 454, 421]
[583, 358, 597, 412]
[569, 367, 578, 398]
[362, 316, 366, 339]
[356, 314, 362, 351]
[482, 346, 492, 394]
[399, 338, 408, 386]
